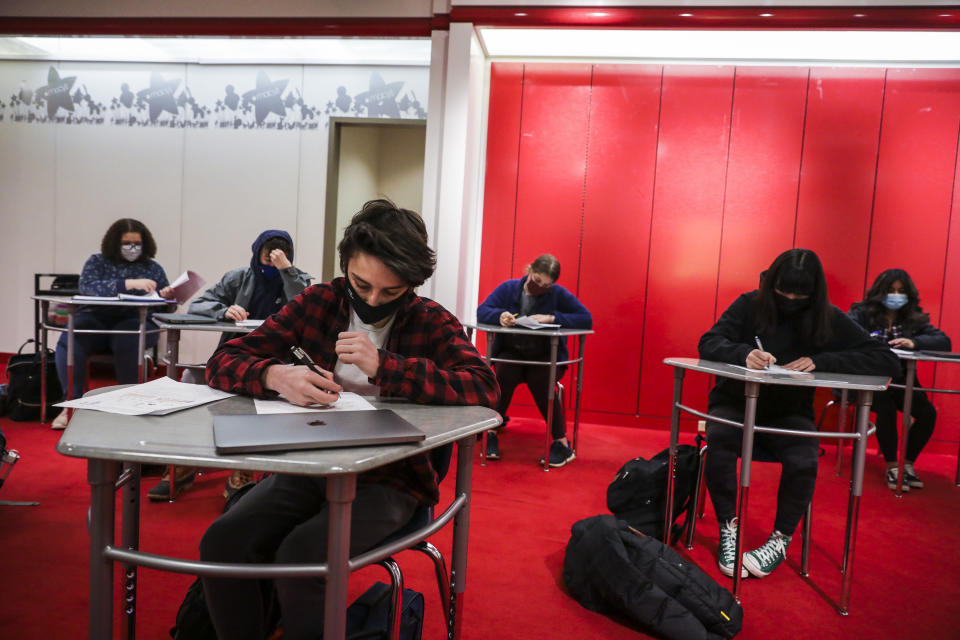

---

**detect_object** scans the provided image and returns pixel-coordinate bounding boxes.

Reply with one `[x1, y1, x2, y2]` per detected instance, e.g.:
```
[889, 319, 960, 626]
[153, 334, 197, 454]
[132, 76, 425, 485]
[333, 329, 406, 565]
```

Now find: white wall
[0, 59, 429, 362]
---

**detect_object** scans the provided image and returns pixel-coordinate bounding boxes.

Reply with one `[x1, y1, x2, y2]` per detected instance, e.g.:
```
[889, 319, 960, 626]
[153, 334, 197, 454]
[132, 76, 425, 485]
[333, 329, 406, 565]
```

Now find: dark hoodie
[247, 229, 294, 320]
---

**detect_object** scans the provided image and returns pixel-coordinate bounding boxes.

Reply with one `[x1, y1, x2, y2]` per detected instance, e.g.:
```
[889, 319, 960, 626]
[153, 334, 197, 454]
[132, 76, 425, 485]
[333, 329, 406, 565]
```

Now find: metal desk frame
[663, 357, 890, 614]
[34, 295, 172, 423]
[463, 323, 593, 469]
[888, 350, 960, 495]
[56, 393, 500, 640]
[151, 318, 253, 382]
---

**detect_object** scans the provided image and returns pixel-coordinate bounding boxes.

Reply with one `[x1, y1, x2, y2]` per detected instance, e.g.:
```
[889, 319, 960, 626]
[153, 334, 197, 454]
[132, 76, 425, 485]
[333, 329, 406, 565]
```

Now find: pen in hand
[289, 346, 338, 396]
[754, 336, 771, 369]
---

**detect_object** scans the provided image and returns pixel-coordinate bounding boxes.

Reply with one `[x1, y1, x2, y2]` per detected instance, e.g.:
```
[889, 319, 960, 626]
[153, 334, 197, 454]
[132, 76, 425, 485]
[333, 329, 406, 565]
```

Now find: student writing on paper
[698, 249, 898, 581]
[148, 229, 311, 501]
[198, 199, 499, 640]
[51, 218, 172, 430]
[476, 253, 592, 466]
[848, 268, 952, 492]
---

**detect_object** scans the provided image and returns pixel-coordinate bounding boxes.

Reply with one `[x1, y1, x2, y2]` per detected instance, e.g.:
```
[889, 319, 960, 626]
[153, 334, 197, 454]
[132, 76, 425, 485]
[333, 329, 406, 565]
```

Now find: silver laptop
[212, 410, 426, 455]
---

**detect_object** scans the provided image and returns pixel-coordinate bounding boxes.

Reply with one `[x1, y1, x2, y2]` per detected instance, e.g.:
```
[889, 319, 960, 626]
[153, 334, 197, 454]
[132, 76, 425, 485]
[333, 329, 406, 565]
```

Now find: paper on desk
[119, 291, 164, 301]
[72, 294, 120, 301]
[236, 319, 265, 328]
[514, 316, 561, 330]
[54, 377, 234, 416]
[728, 364, 814, 378]
[891, 348, 913, 357]
[254, 392, 376, 414]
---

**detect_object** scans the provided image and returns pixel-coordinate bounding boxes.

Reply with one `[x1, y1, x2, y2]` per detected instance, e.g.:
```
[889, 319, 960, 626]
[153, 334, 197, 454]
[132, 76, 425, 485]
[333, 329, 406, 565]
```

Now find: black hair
[261, 236, 293, 261]
[851, 268, 930, 332]
[529, 254, 561, 281]
[338, 199, 436, 287]
[100, 218, 157, 263]
[754, 248, 833, 346]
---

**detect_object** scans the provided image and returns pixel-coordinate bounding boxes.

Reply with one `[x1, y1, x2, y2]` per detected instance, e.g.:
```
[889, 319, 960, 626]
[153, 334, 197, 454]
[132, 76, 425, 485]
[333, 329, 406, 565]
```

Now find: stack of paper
[515, 316, 561, 330]
[55, 377, 233, 416]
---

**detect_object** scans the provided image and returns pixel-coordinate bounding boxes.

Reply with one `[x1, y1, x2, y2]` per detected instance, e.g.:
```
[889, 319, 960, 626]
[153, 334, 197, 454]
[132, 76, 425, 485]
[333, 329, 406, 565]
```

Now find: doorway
[324, 118, 427, 281]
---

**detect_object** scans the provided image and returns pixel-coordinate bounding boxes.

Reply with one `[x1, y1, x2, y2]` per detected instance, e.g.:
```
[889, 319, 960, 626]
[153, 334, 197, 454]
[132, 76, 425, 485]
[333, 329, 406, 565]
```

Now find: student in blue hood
[477, 254, 592, 467]
[148, 229, 311, 501]
[51, 218, 172, 429]
[848, 268, 951, 492]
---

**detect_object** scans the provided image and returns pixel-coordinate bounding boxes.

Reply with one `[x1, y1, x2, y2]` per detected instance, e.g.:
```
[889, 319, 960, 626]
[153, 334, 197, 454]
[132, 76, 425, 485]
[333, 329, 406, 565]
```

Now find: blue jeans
[55, 312, 158, 398]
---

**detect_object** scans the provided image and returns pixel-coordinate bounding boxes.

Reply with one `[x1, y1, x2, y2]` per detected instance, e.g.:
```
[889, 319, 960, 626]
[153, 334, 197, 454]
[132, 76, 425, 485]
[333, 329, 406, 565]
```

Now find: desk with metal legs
[662, 357, 889, 614]
[887, 350, 960, 495]
[56, 392, 500, 640]
[150, 318, 252, 381]
[463, 323, 593, 469]
[34, 295, 172, 423]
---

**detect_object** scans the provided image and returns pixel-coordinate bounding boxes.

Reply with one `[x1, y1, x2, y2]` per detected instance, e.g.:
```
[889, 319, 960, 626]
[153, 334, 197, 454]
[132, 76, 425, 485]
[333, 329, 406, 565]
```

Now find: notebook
[212, 410, 426, 455]
[153, 312, 218, 325]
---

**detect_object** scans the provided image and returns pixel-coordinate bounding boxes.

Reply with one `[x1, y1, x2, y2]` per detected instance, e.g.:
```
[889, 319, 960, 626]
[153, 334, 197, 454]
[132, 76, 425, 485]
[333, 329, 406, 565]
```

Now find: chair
[374, 444, 454, 639]
[685, 433, 815, 576]
[0, 429, 38, 507]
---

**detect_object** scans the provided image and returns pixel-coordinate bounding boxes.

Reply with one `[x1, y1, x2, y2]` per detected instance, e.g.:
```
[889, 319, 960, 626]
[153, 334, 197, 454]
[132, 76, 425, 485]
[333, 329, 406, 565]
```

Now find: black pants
[199, 474, 417, 640]
[494, 362, 566, 440]
[705, 405, 819, 536]
[54, 312, 159, 398]
[872, 385, 937, 463]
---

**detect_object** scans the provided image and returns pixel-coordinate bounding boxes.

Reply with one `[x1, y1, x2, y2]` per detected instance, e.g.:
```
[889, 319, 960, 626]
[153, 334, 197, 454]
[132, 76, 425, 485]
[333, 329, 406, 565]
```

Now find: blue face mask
[260, 265, 280, 280]
[883, 293, 908, 310]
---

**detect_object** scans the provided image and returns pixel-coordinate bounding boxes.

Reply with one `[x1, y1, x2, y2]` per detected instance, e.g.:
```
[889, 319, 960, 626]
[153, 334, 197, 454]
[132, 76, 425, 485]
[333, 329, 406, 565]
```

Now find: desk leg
[121, 463, 141, 640]
[449, 436, 476, 639]
[165, 328, 181, 380]
[836, 389, 849, 476]
[896, 361, 916, 497]
[89, 459, 119, 640]
[40, 300, 50, 424]
[137, 307, 147, 383]
[543, 336, 559, 471]
[663, 367, 685, 543]
[840, 390, 873, 615]
[480, 331, 493, 467]
[67, 308, 76, 402]
[572, 336, 586, 455]
[324, 475, 356, 640]
[733, 382, 760, 601]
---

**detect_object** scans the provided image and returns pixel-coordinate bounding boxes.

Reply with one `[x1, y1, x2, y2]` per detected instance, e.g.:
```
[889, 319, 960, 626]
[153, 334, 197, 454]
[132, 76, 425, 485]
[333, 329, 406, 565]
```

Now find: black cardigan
[847, 305, 952, 352]
[699, 291, 901, 421]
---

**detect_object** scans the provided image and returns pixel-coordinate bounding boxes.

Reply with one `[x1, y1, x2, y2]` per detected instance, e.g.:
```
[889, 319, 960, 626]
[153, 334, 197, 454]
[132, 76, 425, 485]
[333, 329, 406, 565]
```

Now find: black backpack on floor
[4, 339, 62, 422]
[606, 441, 701, 544]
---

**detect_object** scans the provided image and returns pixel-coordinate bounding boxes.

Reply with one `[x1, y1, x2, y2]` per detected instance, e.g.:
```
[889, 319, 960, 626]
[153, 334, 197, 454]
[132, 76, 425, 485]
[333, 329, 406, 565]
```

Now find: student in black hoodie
[699, 248, 899, 580]
[848, 268, 951, 491]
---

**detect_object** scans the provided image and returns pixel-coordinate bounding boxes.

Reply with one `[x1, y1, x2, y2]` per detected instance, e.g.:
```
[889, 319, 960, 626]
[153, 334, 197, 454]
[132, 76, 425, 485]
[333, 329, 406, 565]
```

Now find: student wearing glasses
[476, 254, 592, 467]
[848, 268, 952, 492]
[51, 218, 172, 430]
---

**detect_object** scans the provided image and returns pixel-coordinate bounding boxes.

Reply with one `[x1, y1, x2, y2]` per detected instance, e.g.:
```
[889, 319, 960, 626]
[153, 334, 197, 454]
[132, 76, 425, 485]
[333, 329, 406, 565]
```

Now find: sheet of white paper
[72, 295, 120, 301]
[515, 316, 561, 330]
[726, 364, 814, 378]
[254, 392, 377, 414]
[119, 291, 164, 301]
[891, 348, 913, 357]
[236, 319, 265, 328]
[55, 377, 234, 416]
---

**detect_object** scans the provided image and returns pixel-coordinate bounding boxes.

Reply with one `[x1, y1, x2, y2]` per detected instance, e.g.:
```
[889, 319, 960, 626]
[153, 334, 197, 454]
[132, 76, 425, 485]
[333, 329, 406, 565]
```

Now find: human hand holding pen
[499, 311, 518, 327]
[746, 336, 776, 370]
[263, 347, 342, 406]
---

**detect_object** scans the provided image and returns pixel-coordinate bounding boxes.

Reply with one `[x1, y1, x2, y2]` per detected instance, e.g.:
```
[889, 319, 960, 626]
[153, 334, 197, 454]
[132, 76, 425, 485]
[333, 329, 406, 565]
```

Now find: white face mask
[121, 243, 142, 262]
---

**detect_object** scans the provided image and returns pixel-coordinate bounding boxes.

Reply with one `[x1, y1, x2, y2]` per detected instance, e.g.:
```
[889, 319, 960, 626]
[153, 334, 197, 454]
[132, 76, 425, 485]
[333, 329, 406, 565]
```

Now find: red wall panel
[637, 65, 735, 418]
[794, 68, 885, 311]
[716, 67, 809, 312]
[866, 68, 960, 324]
[579, 64, 662, 415]
[476, 63, 525, 356]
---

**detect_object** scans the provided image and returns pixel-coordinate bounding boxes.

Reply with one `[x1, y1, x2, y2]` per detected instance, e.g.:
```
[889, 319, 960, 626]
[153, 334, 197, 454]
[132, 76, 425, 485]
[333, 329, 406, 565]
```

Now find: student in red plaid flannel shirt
[199, 199, 499, 640]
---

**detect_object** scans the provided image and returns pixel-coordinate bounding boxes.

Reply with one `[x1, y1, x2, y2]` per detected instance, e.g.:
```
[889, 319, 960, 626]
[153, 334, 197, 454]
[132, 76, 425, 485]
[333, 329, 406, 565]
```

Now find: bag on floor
[564, 514, 743, 640]
[4, 339, 62, 421]
[346, 581, 424, 640]
[606, 441, 700, 544]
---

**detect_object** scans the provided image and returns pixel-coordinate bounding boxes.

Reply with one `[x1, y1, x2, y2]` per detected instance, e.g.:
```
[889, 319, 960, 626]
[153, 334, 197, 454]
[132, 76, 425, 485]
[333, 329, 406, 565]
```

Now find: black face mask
[525, 277, 551, 297]
[775, 293, 810, 317]
[345, 277, 407, 324]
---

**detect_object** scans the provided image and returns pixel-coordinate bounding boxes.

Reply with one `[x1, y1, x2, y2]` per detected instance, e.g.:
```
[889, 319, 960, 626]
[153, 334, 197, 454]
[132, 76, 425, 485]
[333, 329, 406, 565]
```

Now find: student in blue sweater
[477, 254, 592, 466]
[52, 218, 171, 429]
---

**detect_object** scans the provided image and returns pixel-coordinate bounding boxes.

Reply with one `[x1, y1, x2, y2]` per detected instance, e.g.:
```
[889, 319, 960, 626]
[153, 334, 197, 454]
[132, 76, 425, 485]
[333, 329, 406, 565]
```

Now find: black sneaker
[540, 440, 575, 468]
[903, 464, 924, 489]
[485, 431, 500, 460]
[885, 467, 910, 492]
[148, 468, 196, 501]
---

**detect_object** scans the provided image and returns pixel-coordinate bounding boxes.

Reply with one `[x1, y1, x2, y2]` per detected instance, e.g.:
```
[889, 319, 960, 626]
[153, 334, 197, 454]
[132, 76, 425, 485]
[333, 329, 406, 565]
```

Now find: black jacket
[563, 515, 743, 640]
[699, 292, 900, 421]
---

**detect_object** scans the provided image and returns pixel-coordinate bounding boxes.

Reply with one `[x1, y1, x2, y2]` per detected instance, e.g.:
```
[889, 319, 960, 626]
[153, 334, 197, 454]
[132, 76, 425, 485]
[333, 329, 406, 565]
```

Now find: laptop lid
[212, 409, 426, 455]
[153, 312, 218, 324]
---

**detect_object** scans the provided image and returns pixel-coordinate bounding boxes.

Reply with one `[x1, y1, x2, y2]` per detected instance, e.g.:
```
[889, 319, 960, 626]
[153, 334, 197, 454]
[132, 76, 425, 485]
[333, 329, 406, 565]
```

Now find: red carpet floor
[1, 408, 959, 639]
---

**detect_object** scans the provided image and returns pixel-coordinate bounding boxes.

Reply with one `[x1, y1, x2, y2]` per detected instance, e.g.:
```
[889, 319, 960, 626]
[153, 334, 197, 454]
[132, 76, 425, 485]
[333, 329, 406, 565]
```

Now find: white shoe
[51, 411, 69, 430]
